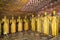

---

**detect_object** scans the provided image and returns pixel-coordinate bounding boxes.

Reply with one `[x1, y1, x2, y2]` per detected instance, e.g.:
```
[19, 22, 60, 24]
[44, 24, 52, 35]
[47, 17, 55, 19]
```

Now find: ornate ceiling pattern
[0, 0, 60, 16]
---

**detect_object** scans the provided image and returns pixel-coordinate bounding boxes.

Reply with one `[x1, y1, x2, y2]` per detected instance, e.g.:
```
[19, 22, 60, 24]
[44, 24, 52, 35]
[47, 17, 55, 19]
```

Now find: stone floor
[0, 31, 60, 40]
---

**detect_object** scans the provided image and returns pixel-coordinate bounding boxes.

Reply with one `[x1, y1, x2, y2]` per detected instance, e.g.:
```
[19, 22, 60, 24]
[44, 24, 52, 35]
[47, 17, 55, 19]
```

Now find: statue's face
[53, 11, 56, 15]
[18, 16, 21, 19]
[12, 17, 14, 19]
[44, 12, 47, 16]
[25, 16, 27, 19]
[38, 14, 40, 17]
[4, 16, 7, 19]
[32, 15, 34, 17]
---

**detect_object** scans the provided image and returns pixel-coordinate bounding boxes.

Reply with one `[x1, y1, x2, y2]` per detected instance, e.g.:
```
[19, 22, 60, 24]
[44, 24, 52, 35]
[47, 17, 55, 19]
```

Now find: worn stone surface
[0, 31, 59, 40]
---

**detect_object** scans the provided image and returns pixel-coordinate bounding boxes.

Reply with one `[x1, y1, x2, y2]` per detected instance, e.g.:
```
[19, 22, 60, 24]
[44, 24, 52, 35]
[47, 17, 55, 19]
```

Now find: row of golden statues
[0, 10, 60, 37]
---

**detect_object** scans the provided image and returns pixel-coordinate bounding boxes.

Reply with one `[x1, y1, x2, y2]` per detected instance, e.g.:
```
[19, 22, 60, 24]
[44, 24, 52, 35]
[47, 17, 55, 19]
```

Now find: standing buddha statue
[36, 14, 42, 33]
[10, 16, 16, 34]
[24, 16, 29, 31]
[2, 16, 9, 35]
[31, 14, 36, 32]
[51, 10, 58, 36]
[43, 12, 50, 35]
[0, 20, 2, 35]
[17, 16, 23, 32]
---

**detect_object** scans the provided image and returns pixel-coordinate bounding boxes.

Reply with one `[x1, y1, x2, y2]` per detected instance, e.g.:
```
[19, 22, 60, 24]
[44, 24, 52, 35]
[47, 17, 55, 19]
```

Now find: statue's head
[53, 10, 56, 15]
[12, 16, 14, 19]
[25, 16, 27, 19]
[4, 16, 7, 19]
[44, 12, 47, 16]
[18, 16, 21, 19]
[32, 14, 34, 17]
[38, 14, 40, 17]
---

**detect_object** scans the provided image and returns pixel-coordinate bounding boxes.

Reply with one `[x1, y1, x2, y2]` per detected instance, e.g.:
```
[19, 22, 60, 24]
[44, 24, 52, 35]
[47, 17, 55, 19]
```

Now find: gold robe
[43, 16, 50, 35]
[24, 19, 29, 31]
[31, 17, 36, 31]
[2, 19, 9, 34]
[17, 19, 23, 32]
[51, 16, 58, 36]
[10, 19, 16, 33]
[36, 17, 42, 33]
[0, 20, 1, 35]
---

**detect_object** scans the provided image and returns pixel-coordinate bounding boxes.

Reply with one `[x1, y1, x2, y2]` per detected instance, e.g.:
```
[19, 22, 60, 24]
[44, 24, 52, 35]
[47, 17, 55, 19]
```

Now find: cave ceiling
[0, 0, 59, 16]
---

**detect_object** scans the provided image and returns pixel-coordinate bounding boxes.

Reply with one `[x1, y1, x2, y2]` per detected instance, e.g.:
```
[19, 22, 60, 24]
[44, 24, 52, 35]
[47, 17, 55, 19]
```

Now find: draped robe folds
[17, 19, 23, 32]
[51, 16, 58, 36]
[24, 19, 29, 31]
[0, 20, 2, 34]
[43, 16, 50, 35]
[10, 20, 16, 33]
[31, 17, 36, 31]
[2, 19, 9, 34]
[37, 17, 42, 33]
